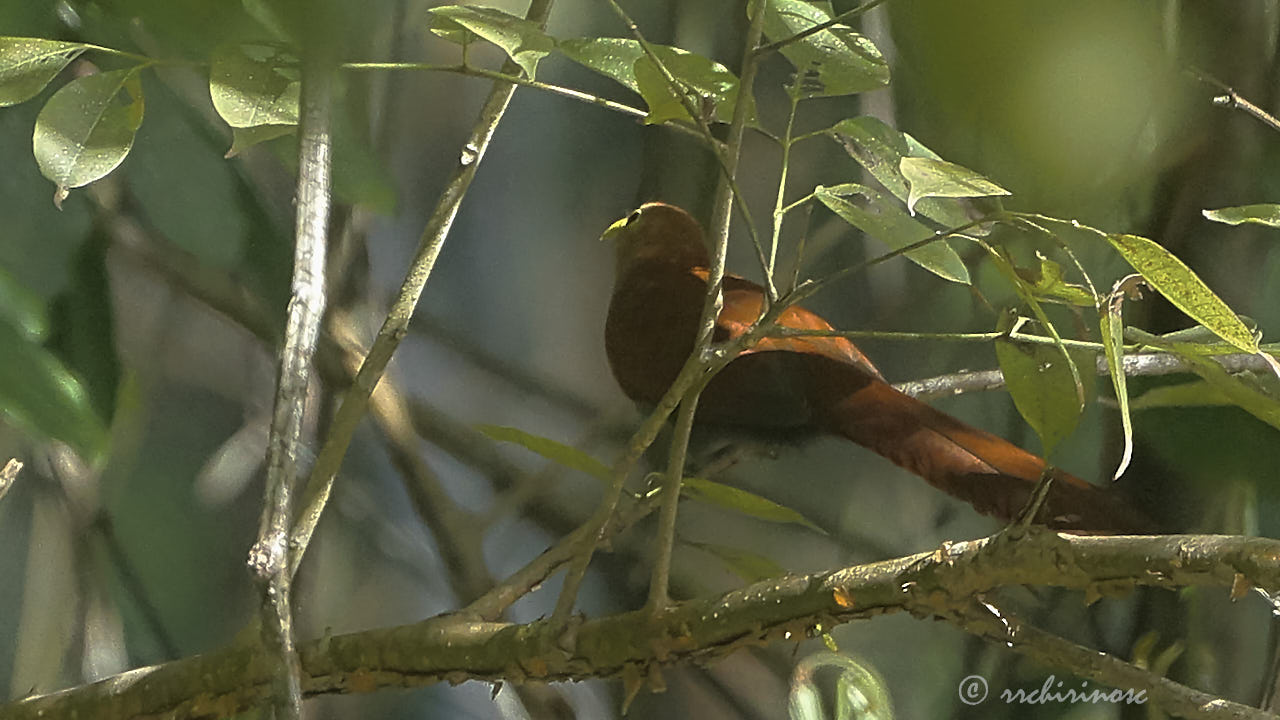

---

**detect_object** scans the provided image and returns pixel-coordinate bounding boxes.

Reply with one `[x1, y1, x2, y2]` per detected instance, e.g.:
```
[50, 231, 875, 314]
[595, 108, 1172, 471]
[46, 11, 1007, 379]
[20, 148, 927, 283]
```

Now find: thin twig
[896, 351, 1279, 401]
[0, 458, 21, 503]
[1188, 67, 1280, 134]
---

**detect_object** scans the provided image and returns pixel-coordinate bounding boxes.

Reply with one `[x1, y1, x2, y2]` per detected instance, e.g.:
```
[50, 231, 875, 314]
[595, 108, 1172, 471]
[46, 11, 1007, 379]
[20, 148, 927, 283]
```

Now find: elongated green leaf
[683, 476, 825, 533]
[0, 37, 88, 106]
[477, 424, 610, 481]
[1106, 233, 1256, 353]
[1174, 353, 1280, 430]
[1099, 276, 1138, 480]
[428, 5, 554, 78]
[758, 0, 888, 97]
[900, 156, 1010, 215]
[209, 43, 299, 129]
[0, 315, 106, 460]
[1202, 204, 1280, 228]
[0, 265, 49, 341]
[829, 116, 975, 229]
[688, 541, 786, 582]
[814, 183, 970, 284]
[994, 315, 1083, 458]
[1122, 331, 1280, 430]
[33, 67, 145, 203]
[558, 38, 747, 124]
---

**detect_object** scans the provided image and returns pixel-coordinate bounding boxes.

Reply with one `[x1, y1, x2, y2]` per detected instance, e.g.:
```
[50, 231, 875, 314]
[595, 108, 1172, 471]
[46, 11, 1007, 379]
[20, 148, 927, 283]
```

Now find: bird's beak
[600, 215, 630, 243]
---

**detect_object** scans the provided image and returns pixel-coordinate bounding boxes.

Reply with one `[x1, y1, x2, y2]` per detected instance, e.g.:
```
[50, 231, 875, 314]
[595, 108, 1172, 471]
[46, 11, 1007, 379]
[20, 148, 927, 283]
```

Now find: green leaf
[427, 5, 555, 78]
[209, 43, 299, 129]
[682, 476, 825, 533]
[687, 541, 786, 582]
[0, 37, 88, 106]
[1129, 380, 1235, 410]
[1172, 353, 1280, 431]
[1106, 233, 1257, 353]
[477, 424, 610, 481]
[994, 314, 1084, 458]
[828, 116, 975, 229]
[0, 314, 107, 460]
[33, 67, 145, 204]
[558, 38, 748, 124]
[0, 265, 49, 341]
[900, 156, 1010, 216]
[1202, 204, 1280, 228]
[758, 0, 889, 98]
[1098, 274, 1146, 480]
[1122, 331, 1280, 431]
[814, 183, 970, 284]
[1016, 253, 1095, 307]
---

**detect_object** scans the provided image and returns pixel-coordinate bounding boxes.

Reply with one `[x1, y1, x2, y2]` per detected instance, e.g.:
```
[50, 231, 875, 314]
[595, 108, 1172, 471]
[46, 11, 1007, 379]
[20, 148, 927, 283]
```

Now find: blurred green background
[2, 1, 1279, 718]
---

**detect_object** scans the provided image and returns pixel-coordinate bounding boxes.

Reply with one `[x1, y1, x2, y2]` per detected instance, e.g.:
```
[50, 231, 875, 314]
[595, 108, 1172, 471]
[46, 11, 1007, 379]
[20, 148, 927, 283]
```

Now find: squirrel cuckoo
[603, 202, 1153, 533]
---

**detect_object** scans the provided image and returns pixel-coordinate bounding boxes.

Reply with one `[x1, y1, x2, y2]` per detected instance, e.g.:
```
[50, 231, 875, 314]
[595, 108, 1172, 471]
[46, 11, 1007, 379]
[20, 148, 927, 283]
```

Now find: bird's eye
[625, 209, 641, 225]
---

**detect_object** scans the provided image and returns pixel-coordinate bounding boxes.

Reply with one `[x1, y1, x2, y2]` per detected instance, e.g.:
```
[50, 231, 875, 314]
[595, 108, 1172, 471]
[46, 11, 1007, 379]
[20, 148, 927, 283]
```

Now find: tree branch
[10, 531, 1280, 720]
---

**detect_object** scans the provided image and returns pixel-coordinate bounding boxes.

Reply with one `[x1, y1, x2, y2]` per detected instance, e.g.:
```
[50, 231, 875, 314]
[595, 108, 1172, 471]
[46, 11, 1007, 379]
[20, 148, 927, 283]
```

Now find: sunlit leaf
[33, 67, 145, 203]
[900, 156, 1010, 216]
[209, 43, 299, 129]
[0, 37, 88, 106]
[1099, 281, 1133, 480]
[477, 424, 610, 481]
[427, 5, 555, 78]
[1202, 204, 1280, 228]
[1106, 233, 1257, 353]
[683, 476, 825, 533]
[559, 38, 748, 124]
[828, 116, 977, 230]
[814, 183, 970, 284]
[758, 0, 889, 98]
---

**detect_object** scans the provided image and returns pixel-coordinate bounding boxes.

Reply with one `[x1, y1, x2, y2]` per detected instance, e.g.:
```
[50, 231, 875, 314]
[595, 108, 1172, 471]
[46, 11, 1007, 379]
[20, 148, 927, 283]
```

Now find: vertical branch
[697, 0, 769, 346]
[550, 0, 771, 626]
[249, 51, 334, 720]
[289, 0, 557, 572]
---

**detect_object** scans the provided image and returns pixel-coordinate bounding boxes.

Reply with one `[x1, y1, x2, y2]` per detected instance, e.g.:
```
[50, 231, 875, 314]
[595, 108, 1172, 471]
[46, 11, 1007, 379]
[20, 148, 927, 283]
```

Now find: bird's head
[602, 202, 710, 276]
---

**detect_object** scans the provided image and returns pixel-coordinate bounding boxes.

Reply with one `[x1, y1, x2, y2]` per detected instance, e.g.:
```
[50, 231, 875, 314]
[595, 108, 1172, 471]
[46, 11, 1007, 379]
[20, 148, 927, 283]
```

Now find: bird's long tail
[818, 379, 1154, 533]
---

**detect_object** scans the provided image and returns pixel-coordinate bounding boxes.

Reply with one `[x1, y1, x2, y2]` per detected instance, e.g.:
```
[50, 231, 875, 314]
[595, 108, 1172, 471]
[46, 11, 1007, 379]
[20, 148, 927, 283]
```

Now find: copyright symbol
[958, 675, 988, 705]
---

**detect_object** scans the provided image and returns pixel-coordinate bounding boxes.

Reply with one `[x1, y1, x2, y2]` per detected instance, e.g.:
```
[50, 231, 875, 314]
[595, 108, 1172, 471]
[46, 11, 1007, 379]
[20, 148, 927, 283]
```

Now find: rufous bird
[603, 202, 1152, 533]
